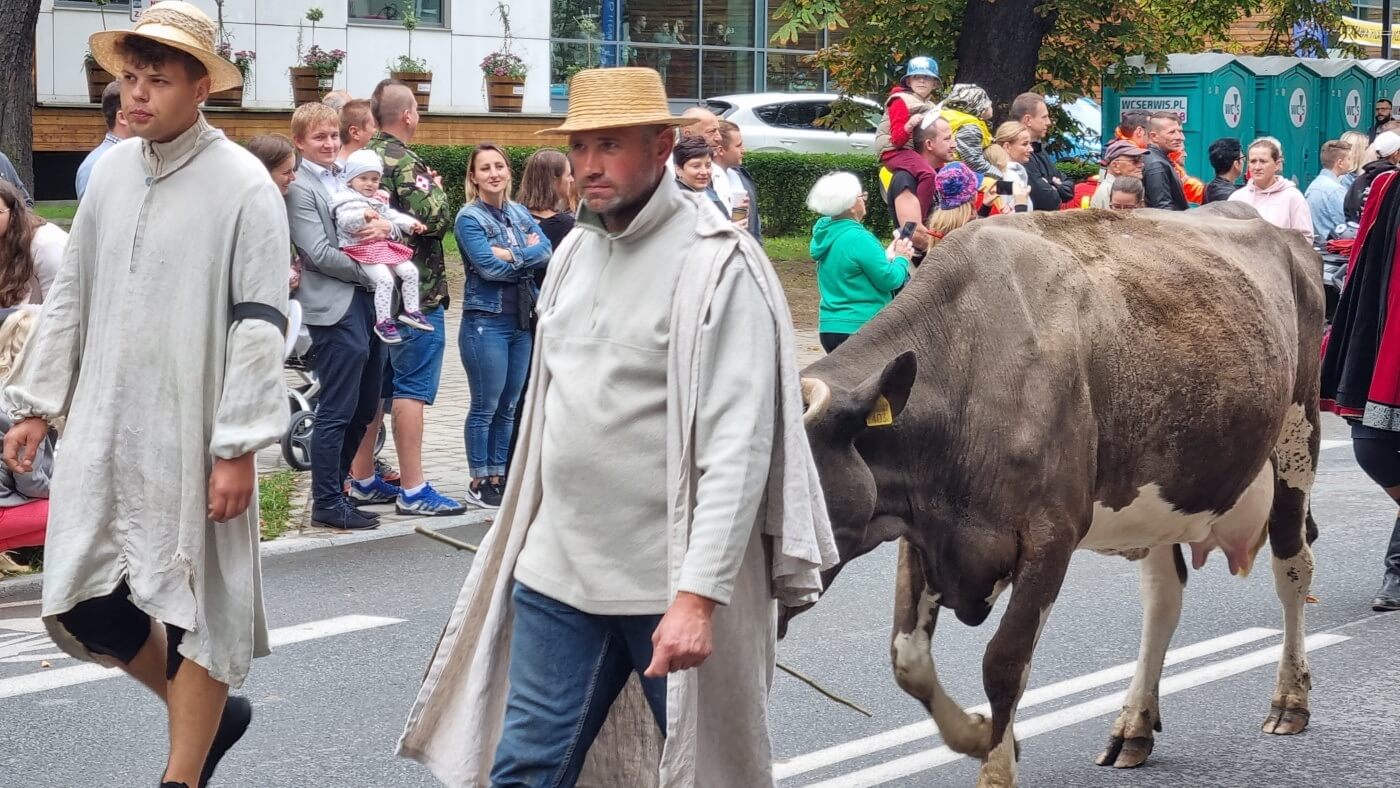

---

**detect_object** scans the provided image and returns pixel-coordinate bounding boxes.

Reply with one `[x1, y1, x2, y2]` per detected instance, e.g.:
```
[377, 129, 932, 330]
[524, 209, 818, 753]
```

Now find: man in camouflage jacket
[355, 79, 466, 516]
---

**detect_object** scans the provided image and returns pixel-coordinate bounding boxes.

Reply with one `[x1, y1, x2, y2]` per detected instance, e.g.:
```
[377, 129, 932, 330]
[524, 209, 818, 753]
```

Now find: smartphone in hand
[899, 221, 917, 239]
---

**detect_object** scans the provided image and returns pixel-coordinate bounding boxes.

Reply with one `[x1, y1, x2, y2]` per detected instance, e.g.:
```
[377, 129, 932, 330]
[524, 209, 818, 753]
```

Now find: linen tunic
[398, 178, 839, 787]
[4, 115, 290, 687]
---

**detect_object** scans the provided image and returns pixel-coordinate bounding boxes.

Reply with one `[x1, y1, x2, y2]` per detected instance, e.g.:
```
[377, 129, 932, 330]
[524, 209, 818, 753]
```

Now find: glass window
[551, 42, 619, 100]
[767, 0, 816, 49]
[701, 49, 754, 98]
[649, 47, 700, 99]
[348, 0, 444, 27]
[701, 0, 754, 47]
[554, 0, 611, 40]
[57, 0, 131, 6]
[622, 0, 700, 44]
[766, 52, 823, 92]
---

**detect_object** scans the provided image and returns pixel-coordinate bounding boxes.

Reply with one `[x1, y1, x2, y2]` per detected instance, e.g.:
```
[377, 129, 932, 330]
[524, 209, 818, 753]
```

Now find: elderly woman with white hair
[807, 171, 913, 353]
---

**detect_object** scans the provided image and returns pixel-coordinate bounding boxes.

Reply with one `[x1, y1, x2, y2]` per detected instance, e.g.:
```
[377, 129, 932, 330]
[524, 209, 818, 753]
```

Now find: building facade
[36, 0, 843, 112]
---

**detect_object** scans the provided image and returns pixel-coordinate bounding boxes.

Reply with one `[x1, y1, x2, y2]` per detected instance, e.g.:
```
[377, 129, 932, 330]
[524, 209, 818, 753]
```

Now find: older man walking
[397, 66, 837, 788]
[3, 5, 288, 785]
[1142, 112, 1190, 210]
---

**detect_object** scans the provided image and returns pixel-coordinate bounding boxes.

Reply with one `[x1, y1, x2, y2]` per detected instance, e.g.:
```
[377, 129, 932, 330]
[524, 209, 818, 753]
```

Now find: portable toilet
[1363, 59, 1400, 128]
[1101, 53, 1256, 185]
[1304, 59, 1373, 145]
[1237, 56, 1323, 182]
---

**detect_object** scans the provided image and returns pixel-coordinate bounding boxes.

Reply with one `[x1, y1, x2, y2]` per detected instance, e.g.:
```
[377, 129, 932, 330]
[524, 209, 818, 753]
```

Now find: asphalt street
[2, 412, 1399, 787]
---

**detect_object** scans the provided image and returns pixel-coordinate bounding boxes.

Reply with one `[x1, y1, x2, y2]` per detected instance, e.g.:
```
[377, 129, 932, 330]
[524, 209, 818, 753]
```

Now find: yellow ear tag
[866, 396, 894, 428]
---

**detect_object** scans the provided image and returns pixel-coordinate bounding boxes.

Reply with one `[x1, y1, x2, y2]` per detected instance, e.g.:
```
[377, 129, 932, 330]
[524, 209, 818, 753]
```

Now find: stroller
[280, 301, 385, 470]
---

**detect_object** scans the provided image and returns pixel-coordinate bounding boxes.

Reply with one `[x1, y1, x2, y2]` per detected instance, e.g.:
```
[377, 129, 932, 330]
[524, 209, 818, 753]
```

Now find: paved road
[3, 412, 1399, 787]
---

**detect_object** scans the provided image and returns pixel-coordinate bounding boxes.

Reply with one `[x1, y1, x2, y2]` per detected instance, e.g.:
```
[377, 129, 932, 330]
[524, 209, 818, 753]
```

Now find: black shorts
[55, 580, 187, 680]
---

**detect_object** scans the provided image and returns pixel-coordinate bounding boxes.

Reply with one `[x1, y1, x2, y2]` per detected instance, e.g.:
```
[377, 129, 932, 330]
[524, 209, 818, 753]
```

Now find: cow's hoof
[1095, 735, 1154, 769]
[1262, 703, 1311, 735]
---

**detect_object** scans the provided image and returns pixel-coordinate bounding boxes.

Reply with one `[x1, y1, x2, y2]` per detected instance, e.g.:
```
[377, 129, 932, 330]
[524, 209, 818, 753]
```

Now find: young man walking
[3, 5, 289, 786]
[361, 79, 465, 516]
[398, 66, 838, 788]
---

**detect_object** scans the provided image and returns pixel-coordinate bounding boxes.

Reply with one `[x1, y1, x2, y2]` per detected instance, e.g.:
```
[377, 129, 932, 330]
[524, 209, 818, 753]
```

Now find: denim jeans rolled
[307, 290, 385, 508]
[490, 582, 666, 788]
[459, 310, 532, 478]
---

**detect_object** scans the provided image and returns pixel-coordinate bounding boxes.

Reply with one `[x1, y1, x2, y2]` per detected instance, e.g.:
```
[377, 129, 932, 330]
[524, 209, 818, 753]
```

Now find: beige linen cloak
[398, 179, 838, 786]
[4, 116, 290, 688]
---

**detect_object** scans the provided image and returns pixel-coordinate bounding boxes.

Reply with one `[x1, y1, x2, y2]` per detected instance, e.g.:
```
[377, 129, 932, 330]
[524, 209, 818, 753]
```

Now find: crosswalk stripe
[794, 632, 1349, 788]
[0, 614, 404, 700]
[775, 626, 1279, 780]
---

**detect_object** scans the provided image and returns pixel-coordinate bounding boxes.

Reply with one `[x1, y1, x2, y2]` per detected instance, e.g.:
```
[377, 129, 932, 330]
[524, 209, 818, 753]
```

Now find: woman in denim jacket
[455, 143, 551, 508]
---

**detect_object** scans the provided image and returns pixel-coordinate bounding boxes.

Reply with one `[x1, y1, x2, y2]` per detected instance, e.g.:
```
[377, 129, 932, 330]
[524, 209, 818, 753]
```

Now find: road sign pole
[1385, 0, 1393, 59]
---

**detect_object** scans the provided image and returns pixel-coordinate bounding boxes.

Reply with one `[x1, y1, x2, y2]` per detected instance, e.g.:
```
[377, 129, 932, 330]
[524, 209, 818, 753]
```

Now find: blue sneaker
[348, 474, 401, 505]
[396, 482, 467, 517]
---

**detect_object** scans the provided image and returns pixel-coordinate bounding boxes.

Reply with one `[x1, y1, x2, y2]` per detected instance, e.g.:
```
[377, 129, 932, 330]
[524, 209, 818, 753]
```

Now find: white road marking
[775, 626, 1279, 780]
[794, 632, 1349, 788]
[0, 614, 404, 700]
[0, 599, 41, 610]
[1321, 439, 1351, 451]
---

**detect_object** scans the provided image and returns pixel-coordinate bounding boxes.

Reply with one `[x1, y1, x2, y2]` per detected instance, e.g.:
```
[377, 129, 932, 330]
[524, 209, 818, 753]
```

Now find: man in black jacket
[1345, 131, 1400, 221]
[1203, 137, 1243, 204]
[1141, 112, 1189, 210]
[1011, 92, 1074, 210]
[715, 120, 762, 239]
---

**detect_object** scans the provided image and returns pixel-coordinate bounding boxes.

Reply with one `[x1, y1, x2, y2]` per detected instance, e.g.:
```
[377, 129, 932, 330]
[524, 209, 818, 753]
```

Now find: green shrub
[411, 145, 891, 238]
[1055, 159, 1101, 184]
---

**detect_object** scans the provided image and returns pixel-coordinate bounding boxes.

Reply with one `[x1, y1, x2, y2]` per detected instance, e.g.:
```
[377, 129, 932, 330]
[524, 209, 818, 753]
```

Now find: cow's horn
[801, 377, 831, 425]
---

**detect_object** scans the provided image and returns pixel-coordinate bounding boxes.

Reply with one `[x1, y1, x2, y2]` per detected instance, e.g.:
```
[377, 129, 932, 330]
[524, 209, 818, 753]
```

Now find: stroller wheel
[281, 410, 315, 471]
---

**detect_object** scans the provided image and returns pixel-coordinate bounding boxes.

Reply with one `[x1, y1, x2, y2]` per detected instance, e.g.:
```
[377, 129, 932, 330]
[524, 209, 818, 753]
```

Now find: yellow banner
[1342, 16, 1384, 47]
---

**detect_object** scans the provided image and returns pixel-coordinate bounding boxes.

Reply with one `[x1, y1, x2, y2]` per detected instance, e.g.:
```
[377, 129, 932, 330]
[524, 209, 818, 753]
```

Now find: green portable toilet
[1363, 59, 1400, 129]
[1101, 53, 1256, 185]
[1237, 56, 1322, 183]
[1304, 59, 1373, 144]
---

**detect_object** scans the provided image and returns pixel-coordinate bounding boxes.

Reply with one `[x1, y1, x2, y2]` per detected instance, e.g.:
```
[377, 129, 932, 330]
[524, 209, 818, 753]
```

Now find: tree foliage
[772, 0, 1361, 131]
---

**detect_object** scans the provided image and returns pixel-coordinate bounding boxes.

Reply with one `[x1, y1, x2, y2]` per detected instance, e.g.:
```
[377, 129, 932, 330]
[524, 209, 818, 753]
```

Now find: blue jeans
[387, 304, 446, 404]
[491, 583, 667, 788]
[459, 310, 531, 478]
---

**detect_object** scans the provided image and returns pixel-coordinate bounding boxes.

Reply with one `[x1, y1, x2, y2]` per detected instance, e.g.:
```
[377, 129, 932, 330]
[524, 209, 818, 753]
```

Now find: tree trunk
[953, 0, 1057, 115]
[0, 0, 41, 191]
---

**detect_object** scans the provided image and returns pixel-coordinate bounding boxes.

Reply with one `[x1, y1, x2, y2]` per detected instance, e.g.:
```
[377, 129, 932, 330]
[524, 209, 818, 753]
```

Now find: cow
[793, 202, 1322, 787]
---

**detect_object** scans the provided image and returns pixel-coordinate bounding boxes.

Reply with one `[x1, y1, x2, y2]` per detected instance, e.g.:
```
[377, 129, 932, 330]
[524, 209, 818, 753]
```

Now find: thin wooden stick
[415, 524, 479, 553]
[414, 525, 868, 716]
[776, 661, 872, 717]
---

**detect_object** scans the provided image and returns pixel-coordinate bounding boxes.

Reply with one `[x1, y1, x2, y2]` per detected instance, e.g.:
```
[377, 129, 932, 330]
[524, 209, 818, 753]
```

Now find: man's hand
[411, 221, 428, 235]
[644, 592, 716, 677]
[208, 454, 256, 522]
[3, 417, 48, 474]
[429, 168, 444, 189]
[354, 218, 394, 242]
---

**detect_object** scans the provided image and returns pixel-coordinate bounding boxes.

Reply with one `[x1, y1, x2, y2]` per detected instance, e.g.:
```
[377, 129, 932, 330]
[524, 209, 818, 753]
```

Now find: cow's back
[850, 205, 1321, 524]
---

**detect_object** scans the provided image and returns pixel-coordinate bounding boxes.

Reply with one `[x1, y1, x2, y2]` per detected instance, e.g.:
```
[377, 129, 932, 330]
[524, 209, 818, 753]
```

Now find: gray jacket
[0, 409, 52, 507]
[287, 160, 374, 326]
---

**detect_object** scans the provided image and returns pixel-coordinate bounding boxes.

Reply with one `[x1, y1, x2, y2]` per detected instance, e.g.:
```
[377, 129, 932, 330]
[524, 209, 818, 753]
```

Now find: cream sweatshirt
[513, 177, 777, 615]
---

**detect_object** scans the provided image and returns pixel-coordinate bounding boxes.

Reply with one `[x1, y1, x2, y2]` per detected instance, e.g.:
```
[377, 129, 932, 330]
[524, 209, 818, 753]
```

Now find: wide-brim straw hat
[538, 68, 699, 136]
[89, 2, 243, 94]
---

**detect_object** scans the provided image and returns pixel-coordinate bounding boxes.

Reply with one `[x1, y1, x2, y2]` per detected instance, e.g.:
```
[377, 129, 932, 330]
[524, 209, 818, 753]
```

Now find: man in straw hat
[3, 4, 289, 786]
[397, 67, 838, 787]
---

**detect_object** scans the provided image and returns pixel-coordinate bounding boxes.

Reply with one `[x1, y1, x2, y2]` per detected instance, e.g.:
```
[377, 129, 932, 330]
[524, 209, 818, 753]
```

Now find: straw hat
[88, 2, 243, 94]
[538, 68, 699, 136]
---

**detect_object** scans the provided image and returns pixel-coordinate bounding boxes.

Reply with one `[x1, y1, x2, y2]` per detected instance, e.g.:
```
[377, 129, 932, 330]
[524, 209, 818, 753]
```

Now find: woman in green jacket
[806, 171, 913, 352]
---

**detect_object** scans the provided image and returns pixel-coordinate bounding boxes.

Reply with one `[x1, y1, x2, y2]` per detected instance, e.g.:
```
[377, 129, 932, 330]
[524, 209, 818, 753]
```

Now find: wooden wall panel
[34, 105, 564, 153]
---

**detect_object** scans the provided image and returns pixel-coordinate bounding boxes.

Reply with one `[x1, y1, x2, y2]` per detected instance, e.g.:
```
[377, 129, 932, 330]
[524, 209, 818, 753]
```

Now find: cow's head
[781, 350, 917, 634]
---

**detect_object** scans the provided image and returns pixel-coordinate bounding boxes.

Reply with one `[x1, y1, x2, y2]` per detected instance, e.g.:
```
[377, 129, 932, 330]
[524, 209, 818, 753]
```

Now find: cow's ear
[855, 351, 917, 428]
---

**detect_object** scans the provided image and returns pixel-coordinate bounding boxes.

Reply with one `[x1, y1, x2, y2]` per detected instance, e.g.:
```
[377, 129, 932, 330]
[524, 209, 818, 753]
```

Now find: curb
[0, 509, 495, 602]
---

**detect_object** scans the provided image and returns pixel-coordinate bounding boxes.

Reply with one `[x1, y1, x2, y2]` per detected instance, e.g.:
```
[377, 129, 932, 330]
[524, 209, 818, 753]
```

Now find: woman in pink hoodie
[1229, 137, 1315, 244]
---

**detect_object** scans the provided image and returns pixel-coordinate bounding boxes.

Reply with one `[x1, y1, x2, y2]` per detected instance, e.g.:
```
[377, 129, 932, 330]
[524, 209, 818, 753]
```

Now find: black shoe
[160, 783, 190, 788]
[200, 695, 252, 787]
[1372, 572, 1400, 611]
[311, 502, 380, 530]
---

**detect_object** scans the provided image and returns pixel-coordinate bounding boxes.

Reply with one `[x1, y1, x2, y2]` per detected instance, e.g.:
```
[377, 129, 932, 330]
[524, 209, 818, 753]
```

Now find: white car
[704, 93, 884, 155]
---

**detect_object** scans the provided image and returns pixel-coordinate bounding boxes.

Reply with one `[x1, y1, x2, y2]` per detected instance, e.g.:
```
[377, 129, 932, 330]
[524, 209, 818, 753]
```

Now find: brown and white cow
[794, 202, 1322, 787]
